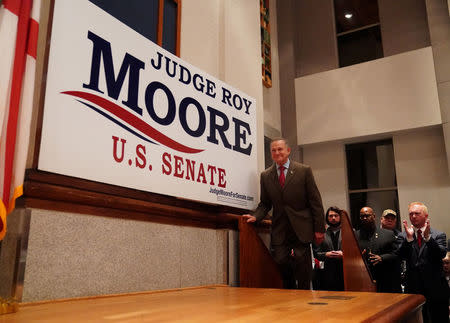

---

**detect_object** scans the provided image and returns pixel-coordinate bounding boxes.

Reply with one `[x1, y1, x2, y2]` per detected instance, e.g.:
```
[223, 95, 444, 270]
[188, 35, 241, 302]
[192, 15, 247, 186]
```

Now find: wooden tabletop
[0, 285, 424, 322]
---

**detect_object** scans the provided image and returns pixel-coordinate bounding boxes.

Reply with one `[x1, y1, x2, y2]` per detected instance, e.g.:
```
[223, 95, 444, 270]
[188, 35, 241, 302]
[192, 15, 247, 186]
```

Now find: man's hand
[325, 250, 343, 259]
[368, 252, 382, 266]
[423, 219, 430, 240]
[242, 214, 256, 223]
[403, 220, 414, 240]
[314, 232, 324, 245]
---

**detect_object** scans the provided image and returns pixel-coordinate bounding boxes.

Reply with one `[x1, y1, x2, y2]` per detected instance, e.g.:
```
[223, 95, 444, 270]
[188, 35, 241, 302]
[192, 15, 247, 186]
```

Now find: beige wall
[180, 0, 221, 77]
[276, 0, 300, 160]
[181, 0, 264, 172]
[378, 0, 430, 57]
[425, 0, 450, 173]
[262, 0, 281, 136]
[295, 47, 441, 145]
[302, 142, 348, 213]
[295, 0, 338, 77]
[394, 127, 450, 236]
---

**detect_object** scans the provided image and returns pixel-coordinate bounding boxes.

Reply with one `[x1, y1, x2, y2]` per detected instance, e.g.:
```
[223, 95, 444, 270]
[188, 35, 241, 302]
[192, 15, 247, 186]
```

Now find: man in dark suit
[313, 206, 344, 291]
[356, 207, 401, 293]
[380, 208, 405, 291]
[243, 138, 325, 289]
[396, 202, 448, 323]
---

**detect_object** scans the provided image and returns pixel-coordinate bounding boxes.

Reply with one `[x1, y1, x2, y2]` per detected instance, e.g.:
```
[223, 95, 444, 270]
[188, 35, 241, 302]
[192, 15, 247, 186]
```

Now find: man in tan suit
[243, 138, 325, 289]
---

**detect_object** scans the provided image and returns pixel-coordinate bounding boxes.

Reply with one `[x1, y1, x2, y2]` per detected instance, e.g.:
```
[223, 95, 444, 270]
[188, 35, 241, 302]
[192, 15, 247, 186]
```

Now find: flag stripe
[5, 0, 39, 58]
[3, 0, 21, 15]
[27, 18, 38, 58]
[2, 0, 32, 205]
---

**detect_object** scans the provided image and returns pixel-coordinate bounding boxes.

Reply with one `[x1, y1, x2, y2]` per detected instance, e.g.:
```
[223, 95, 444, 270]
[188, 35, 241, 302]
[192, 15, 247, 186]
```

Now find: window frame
[345, 139, 400, 230]
[157, 0, 182, 56]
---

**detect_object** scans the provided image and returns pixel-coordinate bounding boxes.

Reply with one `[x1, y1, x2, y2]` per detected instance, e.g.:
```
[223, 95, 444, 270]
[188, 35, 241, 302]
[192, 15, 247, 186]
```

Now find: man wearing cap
[396, 202, 448, 323]
[380, 209, 400, 237]
[356, 206, 401, 293]
[380, 208, 404, 292]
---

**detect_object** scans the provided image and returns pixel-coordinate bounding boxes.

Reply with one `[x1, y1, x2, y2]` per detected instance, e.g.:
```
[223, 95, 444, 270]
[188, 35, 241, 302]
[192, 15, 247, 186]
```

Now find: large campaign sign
[38, 1, 258, 209]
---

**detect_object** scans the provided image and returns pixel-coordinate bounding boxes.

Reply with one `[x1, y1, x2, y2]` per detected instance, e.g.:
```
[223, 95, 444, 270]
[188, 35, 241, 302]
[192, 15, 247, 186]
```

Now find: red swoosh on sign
[62, 91, 203, 154]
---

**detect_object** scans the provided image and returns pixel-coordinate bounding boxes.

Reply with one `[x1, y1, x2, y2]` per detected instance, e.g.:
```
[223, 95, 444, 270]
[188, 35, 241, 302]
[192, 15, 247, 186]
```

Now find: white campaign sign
[38, 1, 258, 209]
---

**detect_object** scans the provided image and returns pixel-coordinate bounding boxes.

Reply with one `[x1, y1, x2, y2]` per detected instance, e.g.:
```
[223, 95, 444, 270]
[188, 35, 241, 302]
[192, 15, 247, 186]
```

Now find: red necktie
[279, 165, 285, 187]
[417, 229, 422, 247]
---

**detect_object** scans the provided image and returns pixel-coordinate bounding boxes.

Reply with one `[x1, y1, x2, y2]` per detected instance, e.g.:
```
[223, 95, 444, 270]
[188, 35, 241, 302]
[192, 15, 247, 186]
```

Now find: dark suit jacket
[314, 228, 344, 291]
[356, 227, 401, 293]
[253, 161, 325, 245]
[397, 228, 448, 301]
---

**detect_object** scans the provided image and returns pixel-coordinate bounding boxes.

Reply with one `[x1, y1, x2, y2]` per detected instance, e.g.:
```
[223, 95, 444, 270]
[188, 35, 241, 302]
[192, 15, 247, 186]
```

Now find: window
[89, 0, 181, 56]
[346, 139, 399, 229]
[334, 0, 383, 67]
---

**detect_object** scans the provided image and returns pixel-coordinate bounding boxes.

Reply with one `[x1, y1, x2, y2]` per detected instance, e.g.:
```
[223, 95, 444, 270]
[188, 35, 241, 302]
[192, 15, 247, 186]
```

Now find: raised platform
[0, 285, 424, 322]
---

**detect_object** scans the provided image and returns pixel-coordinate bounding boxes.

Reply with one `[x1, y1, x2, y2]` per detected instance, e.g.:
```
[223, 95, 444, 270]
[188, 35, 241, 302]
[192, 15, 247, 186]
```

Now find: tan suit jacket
[253, 161, 325, 245]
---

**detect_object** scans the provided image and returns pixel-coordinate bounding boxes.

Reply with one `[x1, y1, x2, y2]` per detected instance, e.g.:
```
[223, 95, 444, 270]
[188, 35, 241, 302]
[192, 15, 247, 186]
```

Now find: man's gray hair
[270, 137, 289, 148]
[408, 201, 428, 215]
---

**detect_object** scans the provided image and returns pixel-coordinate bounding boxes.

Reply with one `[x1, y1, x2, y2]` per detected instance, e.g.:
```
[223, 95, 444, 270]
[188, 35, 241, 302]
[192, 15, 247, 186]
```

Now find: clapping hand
[423, 220, 430, 240]
[403, 219, 431, 240]
[403, 220, 414, 240]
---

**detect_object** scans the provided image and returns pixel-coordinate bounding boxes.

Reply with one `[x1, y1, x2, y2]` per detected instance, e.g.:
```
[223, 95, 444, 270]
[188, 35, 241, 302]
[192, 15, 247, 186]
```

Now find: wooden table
[0, 285, 424, 322]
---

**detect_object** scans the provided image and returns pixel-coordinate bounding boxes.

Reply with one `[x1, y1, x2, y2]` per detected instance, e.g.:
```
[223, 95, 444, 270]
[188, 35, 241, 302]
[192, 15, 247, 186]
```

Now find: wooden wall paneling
[21, 170, 249, 230]
[341, 211, 377, 292]
[239, 217, 283, 288]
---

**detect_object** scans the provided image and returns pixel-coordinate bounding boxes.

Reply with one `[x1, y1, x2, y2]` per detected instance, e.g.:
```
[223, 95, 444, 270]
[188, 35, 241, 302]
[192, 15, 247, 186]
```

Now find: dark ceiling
[334, 0, 380, 34]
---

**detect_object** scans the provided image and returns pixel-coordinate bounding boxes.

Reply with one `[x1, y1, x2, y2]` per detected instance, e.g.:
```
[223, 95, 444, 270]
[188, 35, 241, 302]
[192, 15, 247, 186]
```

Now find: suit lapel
[269, 164, 281, 192]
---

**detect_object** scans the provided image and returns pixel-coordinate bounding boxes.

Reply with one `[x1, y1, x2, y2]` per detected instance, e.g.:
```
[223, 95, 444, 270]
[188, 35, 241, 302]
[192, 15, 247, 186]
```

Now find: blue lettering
[144, 81, 176, 126]
[205, 79, 216, 99]
[179, 97, 206, 137]
[207, 106, 232, 149]
[151, 51, 163, 70]
[179, 64, 191, 85]
[83, 31, 145, 116]
[232, 117, 252, 155]
[232, 94, 242, 111]
[165, 56, 177, 78]
[193, 74, 204, 93]
[221, 87, 232, 107]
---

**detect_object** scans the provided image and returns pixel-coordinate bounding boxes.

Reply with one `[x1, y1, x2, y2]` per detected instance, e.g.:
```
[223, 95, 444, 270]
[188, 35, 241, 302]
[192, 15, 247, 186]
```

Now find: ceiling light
[345, 13, 353, 19]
